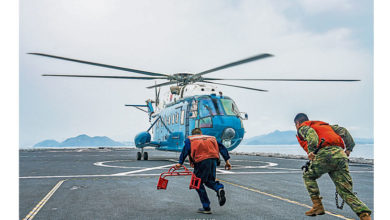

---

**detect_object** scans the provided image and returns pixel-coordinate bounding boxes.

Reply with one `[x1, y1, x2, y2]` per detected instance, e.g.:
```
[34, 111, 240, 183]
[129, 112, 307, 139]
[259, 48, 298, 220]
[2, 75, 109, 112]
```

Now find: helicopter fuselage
[141, 93, 245, 152]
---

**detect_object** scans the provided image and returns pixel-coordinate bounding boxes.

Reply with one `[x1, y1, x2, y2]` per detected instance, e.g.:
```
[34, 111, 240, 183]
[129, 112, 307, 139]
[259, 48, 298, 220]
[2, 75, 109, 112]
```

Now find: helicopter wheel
[143, 152, 148, 160]
[136, 152, 142, 160]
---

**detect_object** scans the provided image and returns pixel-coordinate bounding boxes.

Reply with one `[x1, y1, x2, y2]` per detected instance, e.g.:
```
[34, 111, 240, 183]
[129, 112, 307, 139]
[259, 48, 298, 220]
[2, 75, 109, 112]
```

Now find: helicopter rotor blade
[192, 53, 273, 78]
[29, 53, 169, 77]
[202, 80, 268, 92]
[146, 81, 178, 89]
[202, 77, 361, 82]
[41, 74, 168, 80]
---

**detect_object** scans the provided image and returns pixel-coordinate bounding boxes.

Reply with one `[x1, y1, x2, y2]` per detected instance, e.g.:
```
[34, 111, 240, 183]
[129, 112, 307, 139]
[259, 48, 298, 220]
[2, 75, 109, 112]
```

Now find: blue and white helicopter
[29, 53, 359, 160]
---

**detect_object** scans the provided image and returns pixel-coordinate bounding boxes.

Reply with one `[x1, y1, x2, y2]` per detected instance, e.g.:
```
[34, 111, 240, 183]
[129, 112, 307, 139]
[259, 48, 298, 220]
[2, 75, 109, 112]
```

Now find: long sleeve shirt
[178, 138, 230, 164]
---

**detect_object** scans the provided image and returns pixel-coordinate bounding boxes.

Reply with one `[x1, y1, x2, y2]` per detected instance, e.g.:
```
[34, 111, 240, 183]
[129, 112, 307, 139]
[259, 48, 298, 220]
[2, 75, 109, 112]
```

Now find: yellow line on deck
[218, 179, 354, 220]
[23, 179, 67, 220]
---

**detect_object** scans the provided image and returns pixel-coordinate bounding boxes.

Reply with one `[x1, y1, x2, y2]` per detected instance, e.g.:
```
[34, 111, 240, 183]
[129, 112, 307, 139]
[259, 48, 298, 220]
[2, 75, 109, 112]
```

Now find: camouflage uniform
[298, 125, 371, 216]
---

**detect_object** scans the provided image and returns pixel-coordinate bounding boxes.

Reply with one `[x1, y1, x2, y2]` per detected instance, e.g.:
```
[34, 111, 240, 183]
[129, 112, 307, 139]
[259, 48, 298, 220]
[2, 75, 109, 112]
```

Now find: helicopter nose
[222, 127, 236, 140]
[221, 127, 236, 148]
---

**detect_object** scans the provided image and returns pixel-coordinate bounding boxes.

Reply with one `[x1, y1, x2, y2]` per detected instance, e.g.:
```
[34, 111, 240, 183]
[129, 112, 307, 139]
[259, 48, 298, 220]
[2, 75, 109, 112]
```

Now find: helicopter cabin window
[190, 100, 198, 118]
[198, 98, 217, 118]
[220, 98, 240, 116]
[175, 112, 179, 124]
[199, 117, 212, 128]
[180, 110, 185, 125]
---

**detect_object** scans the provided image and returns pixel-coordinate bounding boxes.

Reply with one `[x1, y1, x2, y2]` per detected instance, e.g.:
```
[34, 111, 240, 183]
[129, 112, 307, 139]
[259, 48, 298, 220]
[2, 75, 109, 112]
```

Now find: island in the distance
[34, 134, 131, 147]
[242, 130, 373, 145]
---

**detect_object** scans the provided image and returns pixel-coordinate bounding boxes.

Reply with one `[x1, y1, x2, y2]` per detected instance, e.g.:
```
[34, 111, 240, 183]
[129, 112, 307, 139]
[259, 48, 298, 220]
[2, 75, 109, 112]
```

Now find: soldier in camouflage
[294, 113, 371, 220]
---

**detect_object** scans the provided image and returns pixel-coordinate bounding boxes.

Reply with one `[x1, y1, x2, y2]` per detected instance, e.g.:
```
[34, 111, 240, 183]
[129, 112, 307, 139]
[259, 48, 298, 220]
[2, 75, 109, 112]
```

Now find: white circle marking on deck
[229, 159, 278, 169]
[93, 160, 144, 169]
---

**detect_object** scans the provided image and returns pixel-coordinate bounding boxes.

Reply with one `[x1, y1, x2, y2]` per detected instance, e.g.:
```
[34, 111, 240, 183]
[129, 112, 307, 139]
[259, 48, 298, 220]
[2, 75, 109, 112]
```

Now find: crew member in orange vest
[176, 128, 232, 214]
[294, 113, 371, 220]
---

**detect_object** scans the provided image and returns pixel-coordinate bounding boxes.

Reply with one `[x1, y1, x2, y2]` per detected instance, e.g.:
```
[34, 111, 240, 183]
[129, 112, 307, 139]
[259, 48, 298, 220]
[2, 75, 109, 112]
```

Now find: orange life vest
[296, 121, 345, 153]
[188, 135, 220, 163]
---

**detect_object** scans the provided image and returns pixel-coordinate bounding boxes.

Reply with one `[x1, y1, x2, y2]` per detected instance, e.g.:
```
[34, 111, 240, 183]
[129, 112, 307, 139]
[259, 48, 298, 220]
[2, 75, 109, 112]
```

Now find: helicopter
[28, 52, 359, 160]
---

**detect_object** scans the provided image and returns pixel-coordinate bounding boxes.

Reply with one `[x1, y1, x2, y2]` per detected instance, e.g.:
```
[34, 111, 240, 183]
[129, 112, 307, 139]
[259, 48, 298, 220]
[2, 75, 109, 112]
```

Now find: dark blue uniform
[178, 138, 230, 210]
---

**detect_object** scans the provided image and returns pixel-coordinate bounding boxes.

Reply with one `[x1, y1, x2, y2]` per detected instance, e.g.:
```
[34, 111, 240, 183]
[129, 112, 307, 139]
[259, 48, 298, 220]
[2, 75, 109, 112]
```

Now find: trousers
[303, 147, 371, 216]
[193, 158, 224, 209]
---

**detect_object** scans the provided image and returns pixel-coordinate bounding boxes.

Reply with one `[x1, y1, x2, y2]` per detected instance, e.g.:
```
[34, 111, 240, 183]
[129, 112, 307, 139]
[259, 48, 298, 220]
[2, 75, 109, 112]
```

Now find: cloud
[298, 0, 354, 14]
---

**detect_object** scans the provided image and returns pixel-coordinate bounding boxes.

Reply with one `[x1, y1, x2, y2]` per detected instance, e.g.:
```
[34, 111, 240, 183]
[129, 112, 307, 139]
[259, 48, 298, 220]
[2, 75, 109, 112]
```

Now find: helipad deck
[20, 148, 373, 220]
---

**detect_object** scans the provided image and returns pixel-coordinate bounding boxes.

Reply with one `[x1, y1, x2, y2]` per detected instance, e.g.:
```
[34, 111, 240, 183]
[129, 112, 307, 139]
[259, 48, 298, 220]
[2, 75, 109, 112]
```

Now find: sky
[19, 0, 373, 147]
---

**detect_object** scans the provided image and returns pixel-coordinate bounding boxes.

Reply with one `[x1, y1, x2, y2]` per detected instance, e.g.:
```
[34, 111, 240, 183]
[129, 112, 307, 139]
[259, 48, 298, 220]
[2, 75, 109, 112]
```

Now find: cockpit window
[198, 98, 217, 118]
[199, 117, 212, 128]
[220, 98, 240, 116]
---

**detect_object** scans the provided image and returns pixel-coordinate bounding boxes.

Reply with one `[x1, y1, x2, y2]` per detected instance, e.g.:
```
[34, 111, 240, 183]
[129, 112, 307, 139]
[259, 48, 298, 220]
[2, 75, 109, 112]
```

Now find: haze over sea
[233, 144, 374, 159]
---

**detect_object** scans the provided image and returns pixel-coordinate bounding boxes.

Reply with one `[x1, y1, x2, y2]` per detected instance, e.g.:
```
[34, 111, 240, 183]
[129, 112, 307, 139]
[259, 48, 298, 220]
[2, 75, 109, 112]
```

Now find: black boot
[217, 188, 226, 206]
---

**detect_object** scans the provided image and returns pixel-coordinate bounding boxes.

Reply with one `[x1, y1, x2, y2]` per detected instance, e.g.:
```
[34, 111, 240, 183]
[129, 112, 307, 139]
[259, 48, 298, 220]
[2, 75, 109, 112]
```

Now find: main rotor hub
[172, 73, 200, 85]
[173, 73, 193, 79]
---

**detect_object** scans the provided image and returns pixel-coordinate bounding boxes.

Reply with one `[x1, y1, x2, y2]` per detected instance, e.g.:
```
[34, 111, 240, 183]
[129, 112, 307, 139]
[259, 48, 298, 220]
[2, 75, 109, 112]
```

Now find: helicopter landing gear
[137, 148, 148, 160]
[143, 152, 148, 160]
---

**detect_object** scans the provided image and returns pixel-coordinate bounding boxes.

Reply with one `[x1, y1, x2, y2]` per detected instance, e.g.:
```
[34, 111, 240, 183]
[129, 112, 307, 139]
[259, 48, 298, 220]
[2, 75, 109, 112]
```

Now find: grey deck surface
[20, 148, 373, 220]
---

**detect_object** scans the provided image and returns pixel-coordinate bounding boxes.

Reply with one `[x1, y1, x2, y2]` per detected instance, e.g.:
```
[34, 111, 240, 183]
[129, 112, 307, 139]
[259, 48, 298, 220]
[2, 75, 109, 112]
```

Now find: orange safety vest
[188, 135, 220, 163]
[296, 121, 345, 153]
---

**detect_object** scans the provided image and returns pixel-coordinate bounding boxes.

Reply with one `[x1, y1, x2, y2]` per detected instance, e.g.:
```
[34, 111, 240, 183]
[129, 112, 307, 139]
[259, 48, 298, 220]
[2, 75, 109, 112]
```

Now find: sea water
[233, 144, 374, 159]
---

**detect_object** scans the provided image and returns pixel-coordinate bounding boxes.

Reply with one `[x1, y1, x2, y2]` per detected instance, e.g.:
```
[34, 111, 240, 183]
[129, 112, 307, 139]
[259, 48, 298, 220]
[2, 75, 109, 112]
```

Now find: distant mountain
[242, 130, 373, 145]
[242, 130, 297, 145]
[34, 134, 125, 147]
[34, 139, 60, 147]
